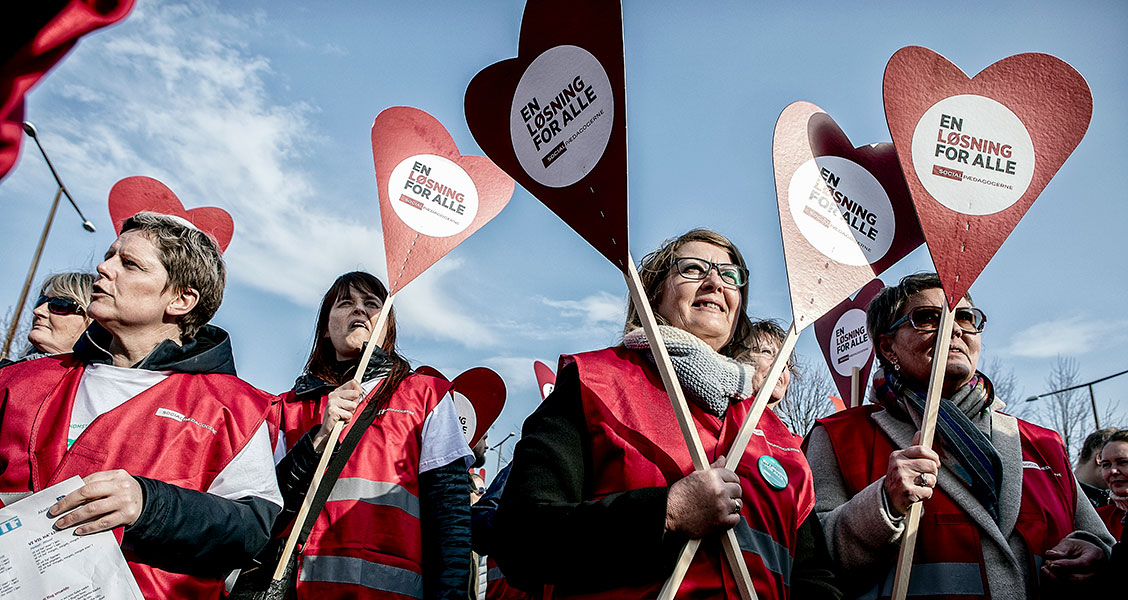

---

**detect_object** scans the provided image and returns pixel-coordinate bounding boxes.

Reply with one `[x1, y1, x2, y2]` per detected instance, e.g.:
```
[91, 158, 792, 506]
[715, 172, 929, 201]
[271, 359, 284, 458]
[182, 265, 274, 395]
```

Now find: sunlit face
[750, 337, 791, 406]
[325, 286, 383, 361]
[89, 231, 186, 336]
[878, 287, 981, 396]
[27, 292, 90, 354]
[655, 241, 742, 352]
[1099, 441, 1128, 497]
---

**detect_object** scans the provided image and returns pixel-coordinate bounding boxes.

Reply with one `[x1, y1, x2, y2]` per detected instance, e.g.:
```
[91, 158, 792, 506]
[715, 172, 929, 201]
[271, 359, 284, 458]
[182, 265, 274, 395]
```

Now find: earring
[890, 356, 901, 372]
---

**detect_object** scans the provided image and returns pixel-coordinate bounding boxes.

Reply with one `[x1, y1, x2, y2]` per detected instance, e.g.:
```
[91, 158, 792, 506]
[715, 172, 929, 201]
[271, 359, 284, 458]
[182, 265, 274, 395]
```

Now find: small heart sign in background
[417, 365, 506, 447]
[813, 278, 884, 406]
[108, 175, 234, 252]
[372, 106, 514, 293]
[883, 46, 1092, 305]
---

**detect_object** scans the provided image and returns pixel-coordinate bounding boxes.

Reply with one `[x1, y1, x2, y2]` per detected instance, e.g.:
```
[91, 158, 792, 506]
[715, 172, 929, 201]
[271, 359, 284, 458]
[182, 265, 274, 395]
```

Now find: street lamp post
[0, 123, 96, 360]
[1025, 367, 1128, 430]
[490, 431, 516, 474]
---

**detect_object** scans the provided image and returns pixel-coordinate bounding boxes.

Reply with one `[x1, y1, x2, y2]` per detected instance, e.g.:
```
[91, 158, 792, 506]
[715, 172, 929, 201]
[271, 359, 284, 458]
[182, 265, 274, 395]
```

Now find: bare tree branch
[773, 355, 837, 437]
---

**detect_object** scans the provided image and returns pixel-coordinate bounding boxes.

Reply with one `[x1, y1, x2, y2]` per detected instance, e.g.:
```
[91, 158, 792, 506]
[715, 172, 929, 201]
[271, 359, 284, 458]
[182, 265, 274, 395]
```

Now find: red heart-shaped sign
[883, 47, 1092, 306]
[464, 0, 628, 270]
[533, 359, 556, 402]
[414, 365, 446, 380]
[773, 101, 921, 329]
[372, 106, 514, 294]
[813, 278, 884, 407]
[450, 367, 506, 448]
[107, 176, 234, 252]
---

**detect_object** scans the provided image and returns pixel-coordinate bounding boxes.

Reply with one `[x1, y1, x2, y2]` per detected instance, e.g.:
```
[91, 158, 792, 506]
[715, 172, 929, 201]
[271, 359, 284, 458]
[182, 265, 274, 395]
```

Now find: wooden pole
[2, 187, 63, 360]
[271, 296, 396, 581]
[851, 366, 862, 408]
[890, 305, 955, 600]
[622, 257, 755, 600]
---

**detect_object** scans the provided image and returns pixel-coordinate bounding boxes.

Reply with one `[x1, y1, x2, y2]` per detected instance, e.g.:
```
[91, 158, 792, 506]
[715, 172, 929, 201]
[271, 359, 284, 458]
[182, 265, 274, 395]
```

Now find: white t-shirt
[358, 377, 473, 474]
[72, 364, 282, 506]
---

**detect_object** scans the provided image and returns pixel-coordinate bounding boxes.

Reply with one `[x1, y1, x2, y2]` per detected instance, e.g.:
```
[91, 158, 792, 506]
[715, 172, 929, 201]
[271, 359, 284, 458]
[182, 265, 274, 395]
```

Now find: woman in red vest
[806, 273, 1114, 598]
[1097, 430, 1128, 541]
[492, 229, 839, 599]
[273, 271, 472, 599]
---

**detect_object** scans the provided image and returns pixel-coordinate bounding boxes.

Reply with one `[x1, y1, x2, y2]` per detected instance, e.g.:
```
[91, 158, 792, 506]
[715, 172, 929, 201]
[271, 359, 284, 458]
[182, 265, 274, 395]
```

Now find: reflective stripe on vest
[858, 562, 985, 599]
[300, 554, 423, 598]
[0, 491, 30, 506]
[327, 477, 420, 518]
[732, 519, 793, 583]
[487, 566, 504, 582]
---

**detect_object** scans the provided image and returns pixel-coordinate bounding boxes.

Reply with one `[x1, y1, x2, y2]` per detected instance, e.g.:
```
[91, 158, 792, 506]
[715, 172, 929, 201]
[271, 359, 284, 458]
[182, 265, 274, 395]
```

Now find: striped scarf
[877, 370, 1004, 523]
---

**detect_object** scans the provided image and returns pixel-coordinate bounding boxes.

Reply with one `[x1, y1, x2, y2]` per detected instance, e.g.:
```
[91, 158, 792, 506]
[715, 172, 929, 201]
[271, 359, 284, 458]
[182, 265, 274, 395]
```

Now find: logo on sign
[910, 94, 1035, 215]
[509, 45, 615, 188]
[0, 515, 21, 536]
[788, 156, 896, 266]
[830, 308, 872, 377]
[389, 154, 480, 238]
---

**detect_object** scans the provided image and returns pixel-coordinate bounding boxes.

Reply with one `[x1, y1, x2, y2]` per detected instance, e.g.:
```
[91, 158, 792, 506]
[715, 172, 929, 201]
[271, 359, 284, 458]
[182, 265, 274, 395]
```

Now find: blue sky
[2, 1, 1125, 466]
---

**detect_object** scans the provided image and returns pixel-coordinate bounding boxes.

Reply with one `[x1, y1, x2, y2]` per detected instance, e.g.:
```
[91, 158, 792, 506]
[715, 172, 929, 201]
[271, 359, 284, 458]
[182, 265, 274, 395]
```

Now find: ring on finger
[732, 497, 743, 514]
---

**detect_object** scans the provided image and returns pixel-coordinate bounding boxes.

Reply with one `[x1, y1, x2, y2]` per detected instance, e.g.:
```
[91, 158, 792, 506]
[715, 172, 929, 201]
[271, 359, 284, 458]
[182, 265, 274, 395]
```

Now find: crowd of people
[1, 219, 1125, 599]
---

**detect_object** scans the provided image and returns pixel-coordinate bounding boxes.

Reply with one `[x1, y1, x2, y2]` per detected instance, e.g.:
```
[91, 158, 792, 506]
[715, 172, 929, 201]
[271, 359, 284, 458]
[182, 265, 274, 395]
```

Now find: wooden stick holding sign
[888, 304, 953, 598]
[664, 100, 923, 593]
[881, 46, 1092, 599]
[466, 2, 759, 596]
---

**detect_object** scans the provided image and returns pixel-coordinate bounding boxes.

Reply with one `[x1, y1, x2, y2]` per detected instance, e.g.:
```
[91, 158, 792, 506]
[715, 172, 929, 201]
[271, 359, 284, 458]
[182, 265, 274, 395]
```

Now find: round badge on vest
[758, 455, 789, 490]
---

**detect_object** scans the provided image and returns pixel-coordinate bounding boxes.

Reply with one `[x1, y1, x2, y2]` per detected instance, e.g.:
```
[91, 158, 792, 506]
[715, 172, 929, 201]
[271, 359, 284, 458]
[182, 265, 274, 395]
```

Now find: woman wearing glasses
[806, 273, 1113, 598]
[492, 229, 838, 599]
[1, 272, 94, 368]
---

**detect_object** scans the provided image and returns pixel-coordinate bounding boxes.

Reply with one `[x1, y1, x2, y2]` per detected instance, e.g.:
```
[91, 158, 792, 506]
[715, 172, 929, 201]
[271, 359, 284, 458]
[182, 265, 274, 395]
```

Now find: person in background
[0, 212, 281, 599]
[273, 271, 471, 600]
[493, 229, 840, 599]
[1097, 430, 1128, 541]
[748, 318, 795, 409]
[0, 272, 94, 368]
[1077, 428, 1117, 508]
[806, 272, 1113, 598]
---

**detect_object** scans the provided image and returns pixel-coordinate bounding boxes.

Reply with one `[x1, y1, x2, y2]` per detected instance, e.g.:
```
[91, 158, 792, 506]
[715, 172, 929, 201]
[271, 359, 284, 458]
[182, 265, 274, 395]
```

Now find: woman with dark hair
[1097, 430, 1128, 541]
[492, 229, 839, 599]
[806, 272, 1113, 598]
[273, 271, 472, 599]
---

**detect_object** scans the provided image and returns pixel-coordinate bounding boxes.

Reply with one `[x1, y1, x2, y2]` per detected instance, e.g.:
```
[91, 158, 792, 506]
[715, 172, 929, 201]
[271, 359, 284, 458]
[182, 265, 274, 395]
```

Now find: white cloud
[542, 291, 624, 325]
[1001, 315, 1127, 358]
[394, 258, 499, 347]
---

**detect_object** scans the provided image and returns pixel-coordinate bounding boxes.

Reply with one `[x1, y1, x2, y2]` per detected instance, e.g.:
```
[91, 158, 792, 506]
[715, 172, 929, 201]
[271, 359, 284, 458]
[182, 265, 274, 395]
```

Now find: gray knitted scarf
[623, 326, 757, 417]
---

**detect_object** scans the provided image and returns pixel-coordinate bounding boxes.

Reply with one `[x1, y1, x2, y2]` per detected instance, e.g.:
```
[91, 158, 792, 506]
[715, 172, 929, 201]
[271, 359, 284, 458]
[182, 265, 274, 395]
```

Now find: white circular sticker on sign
[830, 308, 872, 377]
[509, 45, 614, 188]
[910, 94, 1035, 215]
[788, 155, 895, 266]
[451, 391, 477, 444]
[541, 382, 555, 400]
[389, 154, 479, 237]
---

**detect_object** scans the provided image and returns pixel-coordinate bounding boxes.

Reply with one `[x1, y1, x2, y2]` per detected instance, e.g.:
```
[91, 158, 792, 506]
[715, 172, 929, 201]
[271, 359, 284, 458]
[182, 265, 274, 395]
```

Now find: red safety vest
[0, 355, 273, 600]
[1097, 504, 1125, 542]
[817, 405, 1076, 599]
[564, 347, 815, 600]
[277, 373, 450, 599]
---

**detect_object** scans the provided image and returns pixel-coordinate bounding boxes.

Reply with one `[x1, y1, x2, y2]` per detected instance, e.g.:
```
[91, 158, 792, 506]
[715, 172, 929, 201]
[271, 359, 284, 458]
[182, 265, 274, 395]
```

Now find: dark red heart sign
[107, 176, 234, 252]
[372, 106, 514, 293]
[416, 365, 506, 448]
[813, 278, 884, 407]
[464, 0, 628, 270]
[883, 47, 1092, 306]
[773, 101, 922, 329]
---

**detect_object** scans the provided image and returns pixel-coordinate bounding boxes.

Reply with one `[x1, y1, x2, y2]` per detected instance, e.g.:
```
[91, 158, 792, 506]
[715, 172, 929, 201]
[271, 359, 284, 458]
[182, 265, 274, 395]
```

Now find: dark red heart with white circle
[107, 176, 234, 252]
[773, 101, 921, 329]
[883, 47, 1092, 305]
[372, 106, 513, 293]
[416, 365, 506, 447]
[813, 278, 884, 407]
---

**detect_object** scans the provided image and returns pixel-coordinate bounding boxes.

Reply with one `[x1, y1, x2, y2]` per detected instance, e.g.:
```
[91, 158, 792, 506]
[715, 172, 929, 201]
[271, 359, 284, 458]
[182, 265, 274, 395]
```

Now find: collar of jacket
[72, 322, 238, 376]
[291, 345, 397, 397]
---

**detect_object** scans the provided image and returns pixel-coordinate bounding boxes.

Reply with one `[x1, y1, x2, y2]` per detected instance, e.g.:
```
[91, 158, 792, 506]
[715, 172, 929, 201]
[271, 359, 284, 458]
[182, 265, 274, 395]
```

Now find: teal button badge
[758, 455, 788, 490]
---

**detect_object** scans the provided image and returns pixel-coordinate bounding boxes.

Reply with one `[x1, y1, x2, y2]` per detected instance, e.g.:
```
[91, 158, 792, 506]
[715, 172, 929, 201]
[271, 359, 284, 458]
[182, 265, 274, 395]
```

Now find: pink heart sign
[883, 47, 1092, 306]
[533, 359, 556, 402]
[415, 366, 506, 447]
[813, 278, 884, 407]
[464, 0, 628, 270]
[773, 101, 922, 328]
[107, 176, 234, 252]
[371, 106, 514, 293]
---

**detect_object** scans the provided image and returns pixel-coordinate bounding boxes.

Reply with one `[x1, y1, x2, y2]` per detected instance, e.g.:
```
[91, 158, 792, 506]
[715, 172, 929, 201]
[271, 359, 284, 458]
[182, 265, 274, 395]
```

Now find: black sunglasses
[36, 295, 85, 316]
[886, 306, 986, 335]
